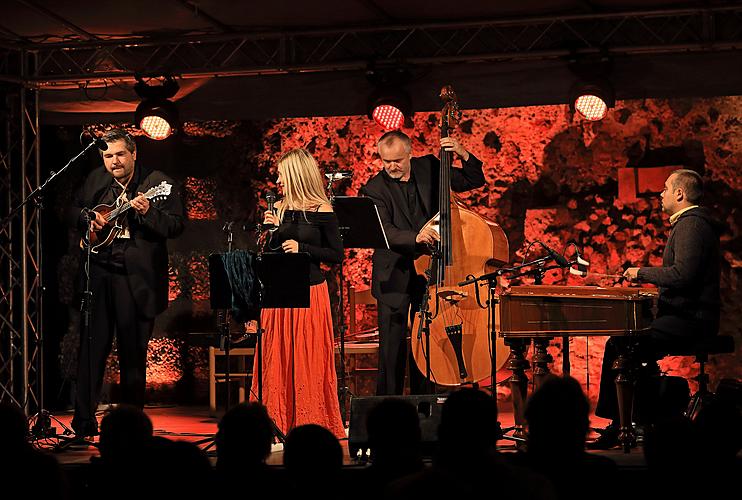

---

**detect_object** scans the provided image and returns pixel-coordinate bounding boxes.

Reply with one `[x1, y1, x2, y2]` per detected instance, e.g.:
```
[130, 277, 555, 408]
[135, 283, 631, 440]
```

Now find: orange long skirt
[250, 281, 345, 438]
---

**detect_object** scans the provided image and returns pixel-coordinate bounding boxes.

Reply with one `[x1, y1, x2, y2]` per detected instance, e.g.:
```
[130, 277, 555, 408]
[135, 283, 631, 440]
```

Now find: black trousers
[72, 263, 154, 434]
[594, 332, 686, 422]
[376, 279, 430, 395]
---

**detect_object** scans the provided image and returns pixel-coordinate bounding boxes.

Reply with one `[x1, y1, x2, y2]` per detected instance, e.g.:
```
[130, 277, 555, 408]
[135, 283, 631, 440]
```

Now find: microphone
[263, 190, 277, 229]
[265, 189, 276, 213]
[95, 137, 109, 151]
[80, 129, 109, 151]
[538, 241, 570, 267]
[324, 171, 353, 181]
[567, 240, 590, 267]
[569, 266, 588, 277]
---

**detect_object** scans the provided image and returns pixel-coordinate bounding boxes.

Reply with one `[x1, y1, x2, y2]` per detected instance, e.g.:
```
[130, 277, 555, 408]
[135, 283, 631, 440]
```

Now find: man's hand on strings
[416, 226, 440, 247]
[440, 137, 470, 162]
[89, 211, 106, 231]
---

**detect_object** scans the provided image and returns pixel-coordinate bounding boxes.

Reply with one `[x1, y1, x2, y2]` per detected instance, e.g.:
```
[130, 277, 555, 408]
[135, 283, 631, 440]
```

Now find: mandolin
[80, 180, 172, 253]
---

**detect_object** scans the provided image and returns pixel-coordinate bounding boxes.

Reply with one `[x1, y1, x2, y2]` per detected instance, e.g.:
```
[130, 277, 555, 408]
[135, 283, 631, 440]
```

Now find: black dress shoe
[72, 425, 99, 438]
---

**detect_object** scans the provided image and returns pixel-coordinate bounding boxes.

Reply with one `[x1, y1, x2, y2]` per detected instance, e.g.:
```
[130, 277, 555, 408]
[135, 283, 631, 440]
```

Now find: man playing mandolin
[66, 128, 185, 438]
[361, 129, 486, 396]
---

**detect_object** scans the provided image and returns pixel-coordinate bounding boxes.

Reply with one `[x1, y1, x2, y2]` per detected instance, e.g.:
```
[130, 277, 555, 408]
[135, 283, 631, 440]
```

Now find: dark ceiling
[1, 1, 741, 123]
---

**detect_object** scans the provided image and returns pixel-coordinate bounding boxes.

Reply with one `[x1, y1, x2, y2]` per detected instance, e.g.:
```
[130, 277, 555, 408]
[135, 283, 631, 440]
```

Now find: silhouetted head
[283, 424, 342, 481]
[438, 388, 498, 460]
[367, 397, 422, 469]
[216, 402, 273, 470]
[98, 405, 153, 463]
[368, 397, 421, 451]
[694, 398, 742, 463]
[0, 403, 29, 453]
[644, 415, 700, 471]
[525, 375, 590, 457]
[145, 438, 213, 496]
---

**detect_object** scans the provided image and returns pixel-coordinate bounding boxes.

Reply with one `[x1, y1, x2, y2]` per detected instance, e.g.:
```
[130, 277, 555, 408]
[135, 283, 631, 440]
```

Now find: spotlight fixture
[568, 54, 615, 121]
[569, 78, 615, 121]
[368, 87, 411, 130]
[366, 65, 412, 130]
[134, 76, 179, 140]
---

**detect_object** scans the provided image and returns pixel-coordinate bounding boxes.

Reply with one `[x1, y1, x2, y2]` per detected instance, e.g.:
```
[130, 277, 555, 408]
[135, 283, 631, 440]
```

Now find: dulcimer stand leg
[486, 279, 525, 445]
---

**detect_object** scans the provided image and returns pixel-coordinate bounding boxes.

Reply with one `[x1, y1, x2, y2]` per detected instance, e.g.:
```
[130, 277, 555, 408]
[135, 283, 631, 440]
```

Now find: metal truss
[0, 5, 740, 88]
[0, 49, 42, 414]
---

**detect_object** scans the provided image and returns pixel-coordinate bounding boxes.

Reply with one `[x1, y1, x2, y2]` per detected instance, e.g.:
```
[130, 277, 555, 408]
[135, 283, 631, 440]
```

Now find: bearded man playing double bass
[361, 130, 486, 395]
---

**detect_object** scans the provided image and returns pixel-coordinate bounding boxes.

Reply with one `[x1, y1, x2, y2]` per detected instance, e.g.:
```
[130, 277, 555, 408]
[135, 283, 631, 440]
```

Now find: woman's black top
[268, 209, 343, 285]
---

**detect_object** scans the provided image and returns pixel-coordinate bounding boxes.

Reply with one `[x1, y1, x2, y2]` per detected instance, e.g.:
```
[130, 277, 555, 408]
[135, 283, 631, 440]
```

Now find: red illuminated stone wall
[59, 96, 740, 406]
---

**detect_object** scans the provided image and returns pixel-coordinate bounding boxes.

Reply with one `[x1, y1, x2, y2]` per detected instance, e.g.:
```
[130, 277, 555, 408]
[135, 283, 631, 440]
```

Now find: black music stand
[332, 196, 388, 424]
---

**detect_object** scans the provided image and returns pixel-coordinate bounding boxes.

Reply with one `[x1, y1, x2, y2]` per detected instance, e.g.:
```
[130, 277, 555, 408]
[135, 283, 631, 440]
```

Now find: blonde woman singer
[250, 148, 345, 438]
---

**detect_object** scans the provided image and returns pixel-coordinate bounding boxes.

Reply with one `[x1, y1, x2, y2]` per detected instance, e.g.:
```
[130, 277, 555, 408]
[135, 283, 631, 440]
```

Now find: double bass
[410, 86, 510, 387]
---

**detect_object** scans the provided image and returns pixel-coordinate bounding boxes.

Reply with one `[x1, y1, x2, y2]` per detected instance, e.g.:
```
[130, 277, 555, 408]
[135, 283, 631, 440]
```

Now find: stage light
[134, 76, 179, 140]
[366, 65, 412, 130]
[368, 88, 411, 130]
[570, 79, 615, 121]
[568, 53, 615, 122]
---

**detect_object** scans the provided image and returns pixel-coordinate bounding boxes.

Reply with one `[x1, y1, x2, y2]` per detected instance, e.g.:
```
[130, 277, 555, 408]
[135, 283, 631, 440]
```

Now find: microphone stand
[415, 246, 439, 394]
[1, 138, 101, 228]
[327, 177, 351, 425]
[222, 222, 234, 412]
[1, 137, 103, 444]
[458, 254, 572, 446]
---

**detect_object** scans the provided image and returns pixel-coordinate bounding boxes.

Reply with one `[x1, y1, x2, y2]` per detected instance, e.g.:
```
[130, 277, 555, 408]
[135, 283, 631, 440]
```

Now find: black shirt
[384, 170, 427, 231]
[268, 210, 343, 285]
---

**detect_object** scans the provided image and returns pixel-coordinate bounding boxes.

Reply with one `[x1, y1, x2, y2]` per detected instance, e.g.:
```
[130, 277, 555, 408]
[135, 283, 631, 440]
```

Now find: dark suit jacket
[67, 165, 185, 319]
[360, 153, 485, 308]
[638, 207, 722, 338]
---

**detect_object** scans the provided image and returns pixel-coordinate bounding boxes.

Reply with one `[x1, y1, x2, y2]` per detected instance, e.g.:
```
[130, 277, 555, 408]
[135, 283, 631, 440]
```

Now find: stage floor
[36, 405, 646, 469]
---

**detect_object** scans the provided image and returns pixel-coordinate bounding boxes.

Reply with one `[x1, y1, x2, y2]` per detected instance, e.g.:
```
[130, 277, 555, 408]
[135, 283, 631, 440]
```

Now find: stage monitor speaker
[348, 395, 446, 459]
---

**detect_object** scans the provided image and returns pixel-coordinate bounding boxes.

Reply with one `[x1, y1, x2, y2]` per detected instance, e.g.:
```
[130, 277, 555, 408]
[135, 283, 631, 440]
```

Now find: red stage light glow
[372, 104, 404, 130]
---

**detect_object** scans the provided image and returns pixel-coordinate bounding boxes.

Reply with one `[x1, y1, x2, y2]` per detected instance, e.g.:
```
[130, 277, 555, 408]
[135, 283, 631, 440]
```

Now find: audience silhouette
[360, 397, 425, 499]
[0, 403, 68, 499]
[510, 375, 619, 500]
[215, 402, 275, 496]
[87, 404, 154, 499]
[388, 388, 556, 499]
[5, 381, 737, 499]
[283, 424, 344, 499]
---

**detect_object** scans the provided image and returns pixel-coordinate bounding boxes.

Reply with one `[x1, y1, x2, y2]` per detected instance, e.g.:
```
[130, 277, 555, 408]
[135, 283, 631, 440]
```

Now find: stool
[664, 335, 735, 420]
[208, 347, 255, 416]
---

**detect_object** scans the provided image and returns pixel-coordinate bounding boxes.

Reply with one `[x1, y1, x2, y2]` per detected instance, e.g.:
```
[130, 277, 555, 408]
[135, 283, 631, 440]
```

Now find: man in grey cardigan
[589, 169, 722, 449]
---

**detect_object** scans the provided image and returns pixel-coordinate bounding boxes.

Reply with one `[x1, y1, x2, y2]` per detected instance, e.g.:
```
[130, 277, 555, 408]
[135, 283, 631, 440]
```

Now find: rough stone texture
[55, 96, 741, 405]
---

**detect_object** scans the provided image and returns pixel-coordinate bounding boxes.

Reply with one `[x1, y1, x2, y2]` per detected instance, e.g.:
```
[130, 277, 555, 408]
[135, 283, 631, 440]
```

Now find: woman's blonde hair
[275, 148, 330, 222]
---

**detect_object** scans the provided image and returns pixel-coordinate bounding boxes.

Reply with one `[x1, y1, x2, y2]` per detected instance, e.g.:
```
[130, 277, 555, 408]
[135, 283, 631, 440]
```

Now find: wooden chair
[208, 346, 255, 416]
[348, 284, 376, 338]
